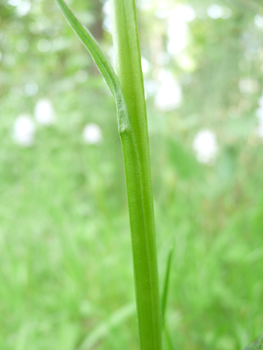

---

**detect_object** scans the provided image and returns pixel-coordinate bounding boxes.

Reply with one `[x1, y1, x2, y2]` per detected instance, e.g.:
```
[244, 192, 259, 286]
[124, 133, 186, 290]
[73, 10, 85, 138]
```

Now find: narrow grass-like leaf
[161, 246, 174, 325]
[56, 1, 162, 349]
[110, 1, 162, 349]
[56, 0, 131, 134]
[78, 303, 135, 350]
[243, 334, 263, 350]
[161, 247, 174, 349]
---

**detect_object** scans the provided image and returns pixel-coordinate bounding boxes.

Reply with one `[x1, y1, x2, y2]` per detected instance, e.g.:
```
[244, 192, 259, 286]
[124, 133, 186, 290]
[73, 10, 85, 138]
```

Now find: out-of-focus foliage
[1, 0, 263, 349]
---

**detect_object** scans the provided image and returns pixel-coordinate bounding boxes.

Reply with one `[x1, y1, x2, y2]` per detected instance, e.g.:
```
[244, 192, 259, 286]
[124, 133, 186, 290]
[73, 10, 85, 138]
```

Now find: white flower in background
[8, 0, 31, 16]
[155, 70, 182, 111]
[193, 130, 218, 164]
[83, 123, 103, 144]
[141, 57, 150, 74]
[13, 114, 35, 146]
[239, 78, 259, 95]
[177, 53, 196, 72]
[179, 5, 196, 21]
[138, 0, 152, 10]
[207, 4, 223, 19]
[254, 14, 263, 28]
[34, 98, 55, 125]
[102, 0, 111, 32]
[144, 80, 158, 99]
[207, 4, 232, 19]
[167, 5, 195, 55]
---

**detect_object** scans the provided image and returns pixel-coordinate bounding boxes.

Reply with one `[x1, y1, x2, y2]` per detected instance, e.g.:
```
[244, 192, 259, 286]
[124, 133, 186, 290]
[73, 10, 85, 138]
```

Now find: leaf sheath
[56, 1, 162, 349]
[110, 1, 162, 349]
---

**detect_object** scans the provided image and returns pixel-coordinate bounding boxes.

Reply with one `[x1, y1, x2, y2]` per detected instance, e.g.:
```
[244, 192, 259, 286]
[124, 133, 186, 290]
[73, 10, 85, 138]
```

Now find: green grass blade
[56, 0, 115, 95]
[110, 0, 150, 163]
[161, 247, 174, 349]
[110, 1, 162, 349]
[161, 246, 174, 325]
[55, 0, 131, 134]
[56, 1, 162, 349]
[78, 303, 135, 350]
[243, 334, 263, 350]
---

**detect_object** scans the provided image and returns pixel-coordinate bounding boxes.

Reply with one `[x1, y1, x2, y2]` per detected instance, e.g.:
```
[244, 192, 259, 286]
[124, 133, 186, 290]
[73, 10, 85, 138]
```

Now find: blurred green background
[1, 0, 263, 349]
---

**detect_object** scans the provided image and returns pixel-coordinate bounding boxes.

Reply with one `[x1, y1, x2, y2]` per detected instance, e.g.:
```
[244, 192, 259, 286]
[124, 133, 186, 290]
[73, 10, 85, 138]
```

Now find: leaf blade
[56, 0, 114, 93]
[55, 0, 131, 133]
[78, 303, 135, 350]
[110, 1, 163, 349]
[161, 245, 174, 324]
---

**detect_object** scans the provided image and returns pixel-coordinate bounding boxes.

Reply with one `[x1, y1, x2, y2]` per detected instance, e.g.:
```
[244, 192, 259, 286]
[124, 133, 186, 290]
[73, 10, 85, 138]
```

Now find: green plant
[55, 1, 263, 349]
[56, 0, 162, 349]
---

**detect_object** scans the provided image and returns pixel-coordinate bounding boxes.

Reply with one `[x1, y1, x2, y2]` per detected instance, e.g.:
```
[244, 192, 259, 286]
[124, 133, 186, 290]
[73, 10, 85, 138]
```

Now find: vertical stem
[55, 0, 161, 348]
[110, 1, 162, 350]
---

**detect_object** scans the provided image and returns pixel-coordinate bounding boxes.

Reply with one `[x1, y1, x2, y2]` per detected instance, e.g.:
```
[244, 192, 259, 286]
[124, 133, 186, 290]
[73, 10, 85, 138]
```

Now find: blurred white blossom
[144, 80, 158, 99]
[155, 70, 182, 111]
[207, 4, 232, 19]
[16, 0, 30, 16]
[34, 98, 55, 125]
[83, 123, 103, 144]
[239, 78, 259, 95]
[167, 5, 195, 55]
[8, 0, 31, 16]
[13, 114, 35, 146]
[141, 57, 150, 74]
[179, 5, 196, 21]
[193, 130, 218, 164]
[254, 14, 263, 29]
[177, 53, 196, 72]
[103, 0, 111, 32]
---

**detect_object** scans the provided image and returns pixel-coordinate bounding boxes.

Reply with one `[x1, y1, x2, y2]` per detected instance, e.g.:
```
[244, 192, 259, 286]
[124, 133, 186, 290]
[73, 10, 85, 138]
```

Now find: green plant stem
[55, 0, 162, 348]
[110, 1, 162, 350]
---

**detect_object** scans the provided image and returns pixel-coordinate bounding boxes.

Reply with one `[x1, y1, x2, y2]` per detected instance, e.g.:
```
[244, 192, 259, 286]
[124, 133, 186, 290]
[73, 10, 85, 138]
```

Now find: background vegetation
[1, 0, 263, 349]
